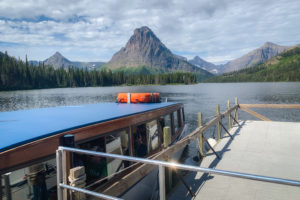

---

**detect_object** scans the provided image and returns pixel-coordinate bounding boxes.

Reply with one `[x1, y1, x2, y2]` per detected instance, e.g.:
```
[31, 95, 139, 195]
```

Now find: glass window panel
[146, 120, 159, 153]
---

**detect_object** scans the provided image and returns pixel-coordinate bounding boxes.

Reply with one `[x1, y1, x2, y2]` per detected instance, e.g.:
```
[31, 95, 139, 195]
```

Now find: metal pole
[62, 149, 68, 200]
[4, 173, 12, 200]
[56, 150, 63, 200]
[159, 165, 166, 200]
[59, 146, 300, 187]
[219, 121, 233, 139]
[59, 184, 123, 200]
[0, 174, 2, 200]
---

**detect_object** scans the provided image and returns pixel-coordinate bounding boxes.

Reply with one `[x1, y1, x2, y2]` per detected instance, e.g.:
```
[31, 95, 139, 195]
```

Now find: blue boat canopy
[0, 102, 177, 152]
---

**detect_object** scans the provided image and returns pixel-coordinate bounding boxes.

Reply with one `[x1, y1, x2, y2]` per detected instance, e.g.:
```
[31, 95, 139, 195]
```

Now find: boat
[0, 95, 187, 199]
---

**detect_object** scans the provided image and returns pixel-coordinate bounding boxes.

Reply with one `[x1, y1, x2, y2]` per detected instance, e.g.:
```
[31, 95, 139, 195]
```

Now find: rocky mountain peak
[221, 42, 289, 73]
[188, 56, 219, 74]
[124, 26, 168, 54]
[44, 52, 71, 69]
[106, 26, 212, 80]
[53, 51, 63, 57]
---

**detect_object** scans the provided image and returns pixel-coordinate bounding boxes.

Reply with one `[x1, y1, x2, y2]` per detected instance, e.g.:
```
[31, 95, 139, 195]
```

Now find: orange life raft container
[117, 93, 160, 103]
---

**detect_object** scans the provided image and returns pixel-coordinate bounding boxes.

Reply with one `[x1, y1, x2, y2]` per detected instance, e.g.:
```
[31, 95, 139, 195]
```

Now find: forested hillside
[206, 46, 300, 82]
[0, 52, 197, 90]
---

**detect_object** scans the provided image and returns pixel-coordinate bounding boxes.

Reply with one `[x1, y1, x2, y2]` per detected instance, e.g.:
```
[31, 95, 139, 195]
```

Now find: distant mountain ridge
[30, 52, 105, 70]
[206, 45, 300, 82]
[188, 56, 220, 74]
[221, 42, 289, 73]
[105, 26, 212, 80]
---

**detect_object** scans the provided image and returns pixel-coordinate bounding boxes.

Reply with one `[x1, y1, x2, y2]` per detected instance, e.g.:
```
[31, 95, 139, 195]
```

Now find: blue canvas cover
[0, 102, 177, 152]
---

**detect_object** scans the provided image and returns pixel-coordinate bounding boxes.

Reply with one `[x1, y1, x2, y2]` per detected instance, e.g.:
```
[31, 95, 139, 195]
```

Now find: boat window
[105, 131, 129, 176]
[173, 111, 179, 133]
[163, 114, 175, 136]
[146, 120, 159, 153]
[77, 137, 107, 183]
[133, 124, 147, 157]
[164, 114, 171, 129]
[177, 109, 183, 128]
[77, 130, 129, 183]
[182, 108, 185, 122]
[180, 109, 184, 124]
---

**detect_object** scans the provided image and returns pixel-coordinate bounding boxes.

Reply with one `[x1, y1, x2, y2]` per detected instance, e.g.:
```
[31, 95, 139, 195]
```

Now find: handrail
[56, 146, 300, 200]
[56, 101, 300, 199]
[239, 103, 300, 121]
[58, 146, 300, 187]
[240, 104, 300, 109]
[59, 183, 122, 200]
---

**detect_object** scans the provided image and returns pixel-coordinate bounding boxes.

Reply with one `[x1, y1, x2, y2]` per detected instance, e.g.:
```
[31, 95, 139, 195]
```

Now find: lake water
[1, 82, 300, 158]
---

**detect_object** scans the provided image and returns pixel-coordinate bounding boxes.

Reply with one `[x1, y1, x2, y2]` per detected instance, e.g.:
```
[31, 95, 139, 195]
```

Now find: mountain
[43, 52, 72, 69]
[30, 52, 105, 70]
[105, 26, 212, 80]
[71, 61, 106, 70]
[206, 45, 300, 82]
[221, 42, 289, 73]
[188, 56, 222, 74]
[174, 54, 187, 61]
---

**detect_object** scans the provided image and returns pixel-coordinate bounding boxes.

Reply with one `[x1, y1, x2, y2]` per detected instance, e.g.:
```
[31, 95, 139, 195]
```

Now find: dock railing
[55, 100, 300, 200]
[56, 146, 300, 200]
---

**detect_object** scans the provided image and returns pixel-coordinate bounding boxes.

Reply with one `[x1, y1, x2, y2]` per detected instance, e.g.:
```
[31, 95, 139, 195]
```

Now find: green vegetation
[102, 65, 211, 82]
[0, 52, 197, 91]
[110, 65, 165, 74]
[206, 46, 300, 82]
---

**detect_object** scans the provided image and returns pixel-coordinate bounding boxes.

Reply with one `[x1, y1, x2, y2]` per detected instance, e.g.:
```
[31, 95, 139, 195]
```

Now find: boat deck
[169, 120, 300, 200]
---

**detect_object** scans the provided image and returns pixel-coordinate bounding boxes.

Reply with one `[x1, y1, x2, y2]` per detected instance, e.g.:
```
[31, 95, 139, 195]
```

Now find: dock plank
[169, 121, 300, 200]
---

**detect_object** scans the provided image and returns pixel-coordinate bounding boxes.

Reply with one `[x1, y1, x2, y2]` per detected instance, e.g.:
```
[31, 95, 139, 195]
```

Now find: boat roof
[0, 102, 178, 152]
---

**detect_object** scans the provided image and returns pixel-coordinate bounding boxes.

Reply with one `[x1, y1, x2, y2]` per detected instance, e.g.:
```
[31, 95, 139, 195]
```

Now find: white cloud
[0, 0, 300, 63]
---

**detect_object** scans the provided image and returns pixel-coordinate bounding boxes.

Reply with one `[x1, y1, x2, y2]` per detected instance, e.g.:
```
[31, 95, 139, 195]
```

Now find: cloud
[0, 0, 300, 63]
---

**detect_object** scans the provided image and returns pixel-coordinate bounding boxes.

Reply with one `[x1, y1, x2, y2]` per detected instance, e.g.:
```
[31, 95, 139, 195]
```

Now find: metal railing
[56, 146, 300, 200]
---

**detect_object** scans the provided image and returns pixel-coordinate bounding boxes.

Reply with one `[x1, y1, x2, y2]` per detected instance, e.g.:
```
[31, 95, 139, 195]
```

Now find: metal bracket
[230, 113, 242, 128]
[219, 121, 233, 139]
[202, 135, 220, 159]
[174, 170, 195, 197]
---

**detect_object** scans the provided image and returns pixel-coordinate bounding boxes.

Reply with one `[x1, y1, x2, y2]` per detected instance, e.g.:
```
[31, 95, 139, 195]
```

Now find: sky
[0, 0, 299, 64]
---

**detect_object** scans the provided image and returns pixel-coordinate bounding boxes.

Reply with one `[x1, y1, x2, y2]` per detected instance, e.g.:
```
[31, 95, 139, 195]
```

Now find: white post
[4, 173, 12, 200]
[56, 150, 63, 200]
[127, 93, 131, 104]
[159, 165, 166, 200]
[62, 149, 68, 200]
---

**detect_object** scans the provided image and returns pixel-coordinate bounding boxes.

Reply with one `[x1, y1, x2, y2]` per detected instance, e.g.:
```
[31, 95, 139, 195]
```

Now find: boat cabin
[0, 102, 185, 199]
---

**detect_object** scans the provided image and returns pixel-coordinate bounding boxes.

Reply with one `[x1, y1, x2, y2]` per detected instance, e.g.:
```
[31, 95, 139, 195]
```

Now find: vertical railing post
[163, 127, 171, 148]
[216, 105, 221, 140]
[61, 134, 75, 200]
[62, 149, 68, 200]
[0, 174, 2, 200]
[163, 127, 172, 192]
[56, 150, 63, 200]
[235, 97, 239, 122]
[3, 173, 12, 200]
[227, 100, 231, 130]
[198, 112, 204, 157]
[159, 165, 166, 200]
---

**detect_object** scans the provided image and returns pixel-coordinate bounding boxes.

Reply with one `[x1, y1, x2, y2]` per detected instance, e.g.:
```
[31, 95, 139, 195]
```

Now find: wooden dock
[169, 120, 300, 200]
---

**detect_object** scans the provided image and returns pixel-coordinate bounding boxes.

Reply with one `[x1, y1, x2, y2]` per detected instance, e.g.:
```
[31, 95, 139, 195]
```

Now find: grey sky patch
[0, 0, 299, 63]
